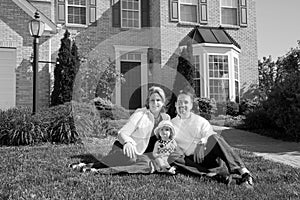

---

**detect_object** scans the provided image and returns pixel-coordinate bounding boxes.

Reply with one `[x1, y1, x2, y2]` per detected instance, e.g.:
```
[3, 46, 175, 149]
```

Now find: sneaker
[240, 173, 254, 189]
[212, 174, 232, 186]
[166, 166, 176, 175]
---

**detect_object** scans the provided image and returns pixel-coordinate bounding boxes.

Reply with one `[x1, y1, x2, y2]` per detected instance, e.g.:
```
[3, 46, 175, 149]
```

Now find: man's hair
[178, 86, 195, 102]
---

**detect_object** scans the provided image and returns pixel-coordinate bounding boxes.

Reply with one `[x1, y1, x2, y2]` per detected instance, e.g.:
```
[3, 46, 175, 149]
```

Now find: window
[170, 0, 208, 24]
[121, 0, 140, 28]
[57, 0, 96, 25]
[234, 57, 239, 102]
[180, 0, 198, 23]
[221, 0, 238, 26]
[68, 0, 86, 25]
[208, 55, 229, 102]
[112, 0, 149, 28]
[193, 55, 201, 97]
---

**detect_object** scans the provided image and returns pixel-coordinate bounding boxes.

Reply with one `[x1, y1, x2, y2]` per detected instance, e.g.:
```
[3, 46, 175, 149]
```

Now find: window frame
[57, 0, 96, 27]
[207, 54, 230, 102]
[193, 55, 201, 97]
[179, 0, 199, 24]
[220, 0, 239, 27]
[120, 0, 141, 29]
[67, 0, 87, 26]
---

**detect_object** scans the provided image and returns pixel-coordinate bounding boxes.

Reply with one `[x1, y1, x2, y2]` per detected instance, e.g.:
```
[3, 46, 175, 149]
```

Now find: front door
[121, 61, 141, 110]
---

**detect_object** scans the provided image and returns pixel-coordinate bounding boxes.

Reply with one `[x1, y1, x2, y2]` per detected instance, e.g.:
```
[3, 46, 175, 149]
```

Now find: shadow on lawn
[71, 154, 103, 163]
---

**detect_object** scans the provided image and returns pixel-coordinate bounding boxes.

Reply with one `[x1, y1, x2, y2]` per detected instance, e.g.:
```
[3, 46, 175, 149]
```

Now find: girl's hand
[123, 142, 137, 159]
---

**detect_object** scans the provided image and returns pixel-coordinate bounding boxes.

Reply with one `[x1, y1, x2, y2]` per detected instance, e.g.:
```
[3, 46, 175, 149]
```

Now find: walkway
[213, 126, 300, 169]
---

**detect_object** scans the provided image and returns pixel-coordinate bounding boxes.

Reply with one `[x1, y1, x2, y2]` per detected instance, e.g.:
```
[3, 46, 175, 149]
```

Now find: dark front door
[121, 61, 141, 110]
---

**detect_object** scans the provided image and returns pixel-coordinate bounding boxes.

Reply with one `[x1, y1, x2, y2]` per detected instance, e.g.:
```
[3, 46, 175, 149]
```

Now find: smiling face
[159, 126, 171, 141]
[148, 93, 164, 116]
[175, 93, 193, 118]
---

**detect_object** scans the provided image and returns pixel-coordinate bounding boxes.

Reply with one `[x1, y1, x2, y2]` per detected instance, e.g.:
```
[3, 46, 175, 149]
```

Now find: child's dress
[153, 139, 177, 171]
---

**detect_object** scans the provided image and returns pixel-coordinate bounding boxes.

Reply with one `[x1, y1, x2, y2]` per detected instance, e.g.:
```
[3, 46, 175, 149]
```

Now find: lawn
[0, 136, 299, 200]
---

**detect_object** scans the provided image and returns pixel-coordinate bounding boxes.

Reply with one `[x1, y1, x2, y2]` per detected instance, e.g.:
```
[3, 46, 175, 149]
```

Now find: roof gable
[12, 0, 56, 33]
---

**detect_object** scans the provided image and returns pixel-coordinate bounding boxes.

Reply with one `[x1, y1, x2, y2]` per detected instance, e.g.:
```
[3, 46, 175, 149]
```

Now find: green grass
[0, 137, 299, 200]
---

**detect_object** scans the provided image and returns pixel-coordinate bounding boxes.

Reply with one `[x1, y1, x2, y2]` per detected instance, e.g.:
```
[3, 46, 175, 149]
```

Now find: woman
[72, 86, 170, 174]
[169, 88, 254, 188]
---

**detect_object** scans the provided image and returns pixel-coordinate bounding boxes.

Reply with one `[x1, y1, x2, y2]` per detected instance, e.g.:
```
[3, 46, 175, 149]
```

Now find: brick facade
[0, 0, 258, 109]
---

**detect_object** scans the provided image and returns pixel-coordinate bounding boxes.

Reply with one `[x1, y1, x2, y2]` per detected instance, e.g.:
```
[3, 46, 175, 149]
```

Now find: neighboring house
[0, 0, 258, 110]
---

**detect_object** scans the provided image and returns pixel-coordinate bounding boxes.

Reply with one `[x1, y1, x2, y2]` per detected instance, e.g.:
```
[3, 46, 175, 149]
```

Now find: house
[0, 0, 258, 111]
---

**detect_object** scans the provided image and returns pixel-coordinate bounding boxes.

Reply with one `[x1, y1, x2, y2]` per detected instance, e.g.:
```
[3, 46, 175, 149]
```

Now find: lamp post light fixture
[28, 11, 45, 114]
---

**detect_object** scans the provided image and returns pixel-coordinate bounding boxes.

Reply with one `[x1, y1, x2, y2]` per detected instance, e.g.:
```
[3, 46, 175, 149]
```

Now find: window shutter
[112, 0, 121, 27]
[199, 0, 208, 24]
[239, 0, 247, 27]
[170, 0, 179, 22]
[141, 0, 150, 27]
[57, 0, 65, 23]
[89, 0, 97, 24]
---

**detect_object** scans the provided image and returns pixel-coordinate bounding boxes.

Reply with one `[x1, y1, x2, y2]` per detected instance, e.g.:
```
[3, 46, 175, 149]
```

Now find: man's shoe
[240, 173, 254, 189]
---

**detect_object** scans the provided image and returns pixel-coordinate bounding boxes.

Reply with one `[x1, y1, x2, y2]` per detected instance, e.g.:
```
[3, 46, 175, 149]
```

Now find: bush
[94, 97, 130, 120]
[93, 97, 113, 110]
[37, 103, 78, 144]
[195, 98, 216, 120]
[216, 101, 239, 116]
[239, 98, 261, 115]
[242, 109, 276, 130]
[0, 102, 116, 146]
[72, 101, 109, 139]
[263, 71, 300, 141]
[0, 107, 45, 146]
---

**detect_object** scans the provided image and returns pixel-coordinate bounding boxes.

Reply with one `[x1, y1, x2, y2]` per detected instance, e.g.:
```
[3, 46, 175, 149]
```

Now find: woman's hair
[145, 86, 166, 109]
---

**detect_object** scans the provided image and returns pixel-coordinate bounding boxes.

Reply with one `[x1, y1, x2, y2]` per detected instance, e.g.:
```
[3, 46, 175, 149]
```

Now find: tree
[167, 41, 195, 118]
[51, 30, 80, 106]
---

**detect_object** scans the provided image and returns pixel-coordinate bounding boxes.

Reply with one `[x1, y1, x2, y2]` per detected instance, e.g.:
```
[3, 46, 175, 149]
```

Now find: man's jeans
[168, 134, 245, 176]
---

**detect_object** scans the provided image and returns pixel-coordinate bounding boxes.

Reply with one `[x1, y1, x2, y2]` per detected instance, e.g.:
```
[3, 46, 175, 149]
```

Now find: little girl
[153, 120, 177, 174]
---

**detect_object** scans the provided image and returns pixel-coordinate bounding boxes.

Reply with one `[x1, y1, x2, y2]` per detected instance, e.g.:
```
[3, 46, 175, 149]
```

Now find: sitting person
[70, 86, 170, 174]
[169, 88, 254, 188]
[152, 120, 177, 174]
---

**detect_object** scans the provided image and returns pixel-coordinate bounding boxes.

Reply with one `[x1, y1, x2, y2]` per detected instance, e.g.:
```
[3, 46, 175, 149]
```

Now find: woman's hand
[194, 143, 205, 163]
[123, 142, 137, 159]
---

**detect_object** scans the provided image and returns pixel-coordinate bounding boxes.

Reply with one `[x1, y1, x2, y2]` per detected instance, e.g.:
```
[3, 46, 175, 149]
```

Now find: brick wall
[0, 0, 52, 108]
[157, 0, 258, 98]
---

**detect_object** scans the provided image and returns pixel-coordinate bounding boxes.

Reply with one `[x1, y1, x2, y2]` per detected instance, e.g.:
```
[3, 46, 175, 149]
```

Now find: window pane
[121, 0, 140, 28]
[180, 4, 197, 23]
[221, 8, 237, 25]
[194, 79, 201, 97]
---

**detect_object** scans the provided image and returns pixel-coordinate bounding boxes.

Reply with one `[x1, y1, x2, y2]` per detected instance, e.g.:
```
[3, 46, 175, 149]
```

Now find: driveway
[213, 126, 300, 169]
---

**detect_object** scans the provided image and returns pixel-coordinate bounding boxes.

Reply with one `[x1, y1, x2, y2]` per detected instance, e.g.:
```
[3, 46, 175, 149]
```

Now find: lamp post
[28, 11, 45, 114]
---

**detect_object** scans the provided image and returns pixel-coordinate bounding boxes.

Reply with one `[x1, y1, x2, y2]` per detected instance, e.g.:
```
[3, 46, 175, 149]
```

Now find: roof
[12, 0, 57, 33]
[179, 27, 241, 49]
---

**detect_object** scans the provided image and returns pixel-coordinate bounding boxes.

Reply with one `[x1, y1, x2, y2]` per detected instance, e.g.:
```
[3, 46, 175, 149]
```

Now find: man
[170, 89, 253, 188]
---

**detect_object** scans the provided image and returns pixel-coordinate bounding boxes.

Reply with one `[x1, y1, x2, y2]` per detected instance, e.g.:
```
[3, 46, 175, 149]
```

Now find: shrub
[239, 98, 261, 115]
[0, 107, 45, 146]
[94, 97, 130, 120]
[216, 101, 239, 116]
[195, 98, 216, 120]
[242, 109, 276, 130]
[93, 97, 113, 110]
[72, 101, 109, 139]
[263, 71, 300, 141]
[38, 103, 78, 144]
